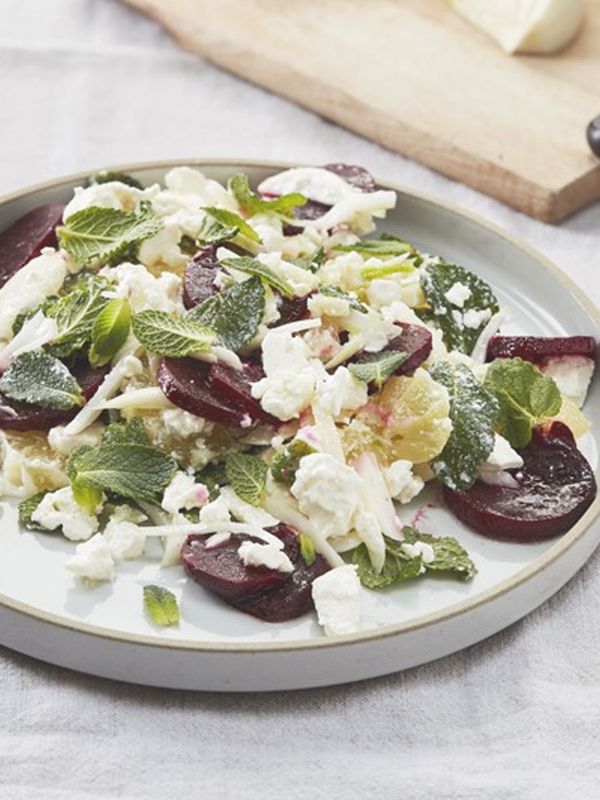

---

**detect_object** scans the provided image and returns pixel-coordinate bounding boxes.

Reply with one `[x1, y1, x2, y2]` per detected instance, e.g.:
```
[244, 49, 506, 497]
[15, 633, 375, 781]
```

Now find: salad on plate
[0, 163, 596, 637]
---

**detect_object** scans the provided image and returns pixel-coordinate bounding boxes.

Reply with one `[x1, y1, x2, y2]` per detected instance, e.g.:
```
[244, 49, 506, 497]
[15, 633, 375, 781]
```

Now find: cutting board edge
[123, 0, 600, 224]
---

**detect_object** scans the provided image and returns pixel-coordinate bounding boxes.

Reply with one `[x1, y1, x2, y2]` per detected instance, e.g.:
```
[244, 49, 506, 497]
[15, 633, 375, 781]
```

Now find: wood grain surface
[122, 0, 600, 223]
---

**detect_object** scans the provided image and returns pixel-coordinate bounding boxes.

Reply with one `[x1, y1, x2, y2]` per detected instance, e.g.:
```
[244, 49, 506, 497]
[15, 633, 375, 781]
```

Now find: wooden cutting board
[123, 0, 600, 223]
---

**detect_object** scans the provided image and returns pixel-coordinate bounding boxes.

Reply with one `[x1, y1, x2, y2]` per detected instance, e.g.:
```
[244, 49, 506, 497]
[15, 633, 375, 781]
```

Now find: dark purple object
[351, 323, 432, 377]
[486, 335, 597, 364]
[182, 524, 330, 622]
[182, 246, 220, 309]
[442, 422, 597, 542]
[0, 361, 110, 431]
[0, 204, 65, 289]
[586, 115, 600, 158]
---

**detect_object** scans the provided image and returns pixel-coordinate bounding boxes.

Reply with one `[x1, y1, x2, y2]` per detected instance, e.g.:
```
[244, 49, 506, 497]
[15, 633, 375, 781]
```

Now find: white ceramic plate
[0, 160, 598, 692]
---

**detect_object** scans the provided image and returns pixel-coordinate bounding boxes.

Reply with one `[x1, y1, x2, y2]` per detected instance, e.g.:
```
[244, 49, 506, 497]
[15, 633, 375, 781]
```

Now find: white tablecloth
[1, 2, 599, 797]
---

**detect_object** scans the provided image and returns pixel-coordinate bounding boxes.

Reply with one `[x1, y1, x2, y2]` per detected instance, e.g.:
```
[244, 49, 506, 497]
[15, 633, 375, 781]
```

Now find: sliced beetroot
[275, 293, 311, 326]
[323, 163, 376, 192]
[0, 360, 110, 431]
[182, 246, 220, 309]
[443, 422, 597, 542]
[182, 524, 330, 622]
[207, 362, 276, 424]
[157, 357, 271, 428]
[486, 335, 597, 364]
[351, 322, 432, 378]
[0, 204, 65, 289]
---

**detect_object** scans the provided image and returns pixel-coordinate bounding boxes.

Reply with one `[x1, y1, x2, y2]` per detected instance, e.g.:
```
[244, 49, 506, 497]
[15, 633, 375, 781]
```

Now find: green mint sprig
[18, 492, 49, 531]
[220, 256, 294, 298]
[319, 285, 368, 313]
[484, 357, 562, 448]
[201, 207, 262, 244]
[333, 233, 415, 259]
[131, 310, 216, 357]
[0, 351, 83, 410]
[229, 172, 307, 217]
[89, 298, 131, 366]
[348, 350, 407, 387]
[58, 202, 162, 266]
[143, 585, 180, 627]
[419, 262, 499, 355]
[225, 453, 268, 506]
[429, 361, 498, 491]
[101, 417, 149, 447]
[271, 439, 315, 486]
[187, 276, 265, 352]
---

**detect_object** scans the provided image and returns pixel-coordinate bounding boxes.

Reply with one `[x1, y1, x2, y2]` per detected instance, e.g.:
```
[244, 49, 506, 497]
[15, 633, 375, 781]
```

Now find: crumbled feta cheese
[161, 471, 209, 515]
[0, 431, 68, 499]
[256, 252, 318, 296]
[384, 459, 425, 504]
[402, 540, 435, 564]
[258, 167, 360, 206]
[62, 181, 151, 220]
[318, 251, 365, 292]
[308, 293, 351, 318]
[540, 355, 595, 408]
[161, 408, 206, 437]
[31, 486, 102, 541]
[237, 540, 293, 572]
[479, 434, 524, 487]
[291, 453, 362, 540]
[315, 367, 368, 418]
[309, 190, 396, 234]
[0, 249, 69, 340]
[462, 308, 492, 330]
[48, 423, 104, 456]
[366, 279, 403, 310]
[341, 308, 397, 353]
[163, 166, 236, 210]
[199, 495, 232, 527]
[138, 223, 187, 271]
[444, 282, 472, 308]
[101, 262, 183, 314]
[104, 505, 147, 560]
[311, 565, 362, 636]
[304, 327, 342, 362]
[66, 534, 115, 582]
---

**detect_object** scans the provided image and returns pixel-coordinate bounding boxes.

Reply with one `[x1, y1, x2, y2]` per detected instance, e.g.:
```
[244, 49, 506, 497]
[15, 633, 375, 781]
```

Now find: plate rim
[1, 157, 599, 655]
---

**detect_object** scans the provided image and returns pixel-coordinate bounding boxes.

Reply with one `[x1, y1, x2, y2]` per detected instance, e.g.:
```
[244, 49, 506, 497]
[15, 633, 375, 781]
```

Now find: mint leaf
[334, 234, 415, 259]
[202, 207, 261, 244]
[299, 533, 316, 566]
[187, 276, 265, 352]
[484, 357, 561, 448]
[143, 585, 180, 627]
[293, 246, 325, 274]
[229, 173, 307, 217]
[89, 170, 143, 189]
[319, 285, 367, 313]
[225, 453, 268, 506]
[403, 526, 476, 581]
[348, 536, 423, 589]
[220, 256, 294, 298]
[18, 491, 48, 531]
[0, 351, 83, 410]
[101, 417, 149, 447]
[348, 350, 407, 387]
[429, 362, 498, 491]
[89, 298, 131, 366]
[196, 462, 228, 500]
[132, 310, 216, 357]
[68, 444, 177, 503]
[58, 202, 162, 266]
[420, 263, 499, 355]
[48, 281, 110, 358]
[271, 439, 315, 486]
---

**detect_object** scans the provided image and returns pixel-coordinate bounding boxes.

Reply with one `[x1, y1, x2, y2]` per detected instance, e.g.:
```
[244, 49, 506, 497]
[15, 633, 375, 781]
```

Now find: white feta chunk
[63, 181, 149, 220]
[444, 282, 472, 308]
[315, 366, 368, 418]
[137, 223, 187, 271]
[308, 293, 351, 318]
[161, 471, 209, 515]
[199, 495, 232, 527]
[256, 252, 318, 296]
[237, 540, 293, 573]
[291, 453, 362, 540]
[311, 565, 362, 636]
[66, 534, 115, 582]
[103, 505, 147, 561]
[0, 431, 68, 499]
[101, 262, 183, 314]
[402, 540, 435, 564]
[540, 355, 595, 408]
[384, 459, 425, 504]
[48, 423, 104, 456]
[161, 408, 206, 438]
[462, 308, 492, 330]
[31, 486, 102, 541]
[479, 433, 524, 487]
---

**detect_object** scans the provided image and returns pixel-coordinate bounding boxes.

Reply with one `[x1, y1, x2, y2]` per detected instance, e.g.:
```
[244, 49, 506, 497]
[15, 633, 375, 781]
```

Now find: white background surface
[1, 1, 599, 797]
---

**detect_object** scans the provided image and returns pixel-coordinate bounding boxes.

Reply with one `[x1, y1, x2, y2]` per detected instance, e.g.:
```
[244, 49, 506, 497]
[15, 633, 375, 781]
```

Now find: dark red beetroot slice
[486, 335, 597, 364]
[443, 422, 597, 542]
[275, 293, 311, 326]
[207, 362, 276, 424]
[0, 361, 110, 431]
[182, 524, 330, 622]
[351, 323, 432, 378]
[158, 357, 270, 428]
[182, 246, 220, 309]
[0, 204, 65, 289]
